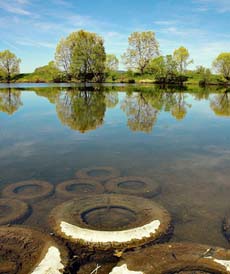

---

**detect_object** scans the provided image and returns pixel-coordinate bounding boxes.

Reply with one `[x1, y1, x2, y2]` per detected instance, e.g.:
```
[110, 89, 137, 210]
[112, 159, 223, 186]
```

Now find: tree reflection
[56, 88, 106, 132]
[121, 92, 158, 133]
[121, 87, 191, 133]
[0, 88, 22, 115]
[170, 93, 191, 120]
[210, 89, 230, 117]
[104, 91, 119, 108]
[34, 87, 60, 104]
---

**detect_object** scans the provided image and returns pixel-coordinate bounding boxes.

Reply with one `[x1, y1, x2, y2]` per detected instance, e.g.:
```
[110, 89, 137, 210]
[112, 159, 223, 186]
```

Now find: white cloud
[0, 0, 31, 15]
[154, 20, 178, 26]
[195, 0, 230, 12]
[16, 39, 55, 48]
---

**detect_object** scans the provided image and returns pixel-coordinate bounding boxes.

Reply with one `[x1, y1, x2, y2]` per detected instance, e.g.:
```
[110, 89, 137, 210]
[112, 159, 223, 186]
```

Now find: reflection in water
[0, 84, 230, 253]
[0, 88, 22, 115]
[56, 90, 106, 133]
[170, 93, 191, 120]
[121, 92, 158, 133]
[0, 85, 230, 133]
[210, 90, 230, 117]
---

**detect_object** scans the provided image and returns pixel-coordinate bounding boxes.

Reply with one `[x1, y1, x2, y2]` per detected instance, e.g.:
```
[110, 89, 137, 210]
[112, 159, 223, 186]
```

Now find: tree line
[0, 30, 230, 84]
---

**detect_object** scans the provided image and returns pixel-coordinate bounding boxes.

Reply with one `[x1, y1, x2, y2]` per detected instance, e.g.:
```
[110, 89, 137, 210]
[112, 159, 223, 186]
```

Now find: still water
[0, 83, 230, 249]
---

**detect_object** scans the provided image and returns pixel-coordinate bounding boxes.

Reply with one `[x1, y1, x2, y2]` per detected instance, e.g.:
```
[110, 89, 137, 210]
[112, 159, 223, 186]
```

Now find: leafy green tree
[55, 30, 106, 82]
[196, 66, 212, 86]
[213, 53, 230, 81]
[70, 30, 106, 82]
[0, 50, 21, 83]
[173, 46, 193, 74]
[33, 61, 62, 82]
[147, 55, 178, 82]
[106, 54, 119, 72]
[122, 31, 159, 74]
[55, 32, 80, 78]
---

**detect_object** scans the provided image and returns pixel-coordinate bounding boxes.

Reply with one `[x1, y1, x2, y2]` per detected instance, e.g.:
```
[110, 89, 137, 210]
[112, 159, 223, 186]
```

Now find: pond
[0, 83, 230, 272]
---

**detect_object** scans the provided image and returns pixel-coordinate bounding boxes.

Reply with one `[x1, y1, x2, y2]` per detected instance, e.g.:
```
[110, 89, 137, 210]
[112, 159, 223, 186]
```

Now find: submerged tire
[56, 178, 104, 198]
[110, 242, 230, 274]
[2, 180, 54, 202]
[77, 261, 116, 274]
[76, 166, 120, 182]
[223, 213, 230, 242]
[0, 198, 30, 225]
[105, 176, 161, 198]
[0, 226, 67, 274]
[49, 194, 172, 251]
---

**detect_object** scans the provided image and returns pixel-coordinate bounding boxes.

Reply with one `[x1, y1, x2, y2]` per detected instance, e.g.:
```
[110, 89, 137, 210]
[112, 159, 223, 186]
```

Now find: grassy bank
[1, 70, 229, 86]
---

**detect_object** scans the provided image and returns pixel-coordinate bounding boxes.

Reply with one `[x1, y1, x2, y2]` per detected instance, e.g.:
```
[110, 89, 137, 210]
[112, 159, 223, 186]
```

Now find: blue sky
[0, 0, 229, 72]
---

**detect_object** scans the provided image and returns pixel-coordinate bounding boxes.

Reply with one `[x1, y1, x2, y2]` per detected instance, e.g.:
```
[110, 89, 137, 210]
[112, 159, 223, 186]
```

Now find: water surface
[0, 84, 230, 248]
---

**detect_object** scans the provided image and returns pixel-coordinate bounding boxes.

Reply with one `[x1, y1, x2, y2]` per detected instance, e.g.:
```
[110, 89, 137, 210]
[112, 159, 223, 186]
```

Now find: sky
[0, 0, 229, 73]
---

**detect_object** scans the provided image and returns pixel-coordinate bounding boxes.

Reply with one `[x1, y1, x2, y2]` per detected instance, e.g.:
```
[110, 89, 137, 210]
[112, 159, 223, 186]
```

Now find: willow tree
[0, 50, 21, 83]
[173, 46, 193, 74]
[122, 31, 159, 74]
[213, 53, 230, 81]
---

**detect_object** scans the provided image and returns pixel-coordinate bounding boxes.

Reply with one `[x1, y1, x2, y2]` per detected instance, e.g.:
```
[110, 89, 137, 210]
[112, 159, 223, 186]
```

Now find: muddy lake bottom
[0, 83, 230, 270]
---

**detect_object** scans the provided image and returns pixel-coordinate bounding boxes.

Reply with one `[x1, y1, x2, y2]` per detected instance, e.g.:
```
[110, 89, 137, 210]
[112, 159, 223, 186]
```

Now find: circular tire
[2, 180, 54, 202]
[105, 176, 161, 198]
[110, 242, 230, 274]
[0, 198, 30, 225]
[0, 226, 67, 274]
[49, 194, 172, 251]
[76, 167, 120, 182]
[222, 213, 230, 243]
[56, 178, 104, 198]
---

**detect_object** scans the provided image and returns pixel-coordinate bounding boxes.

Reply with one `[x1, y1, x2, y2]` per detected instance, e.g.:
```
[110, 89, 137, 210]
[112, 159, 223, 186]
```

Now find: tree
[196, 66, 212, 86]
[70, 30, 106, 82]
[55, 32, 80, 78]
[122, 31, 159, 74]
[213, 53, 230, 81]
[105, 54, 119, 72]
[0, 50, 21, 83]
[34, 61, 62, 82]
[173, 46, 192, 74]
[147, 55, 178, 82]
[55, 30, 106, 82]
